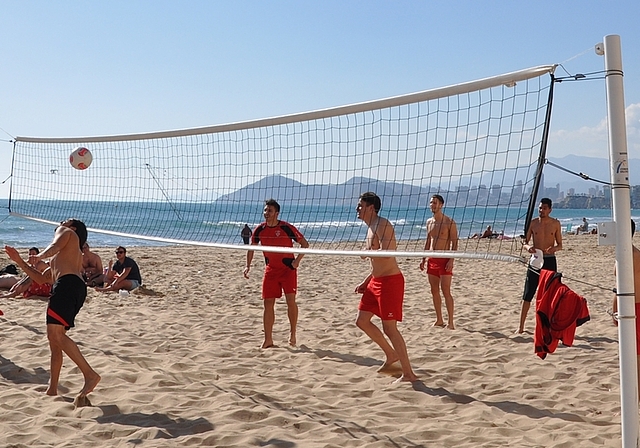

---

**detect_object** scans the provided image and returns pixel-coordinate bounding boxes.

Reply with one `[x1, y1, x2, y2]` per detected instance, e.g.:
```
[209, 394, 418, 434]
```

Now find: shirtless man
[612, 220, 640, 397]
[419, 194, 458, 329]
[355, 192, 418, 383]
[5, 219, 100, 400]
[82, 242, 104, 287]
[517, 198, 562, 334]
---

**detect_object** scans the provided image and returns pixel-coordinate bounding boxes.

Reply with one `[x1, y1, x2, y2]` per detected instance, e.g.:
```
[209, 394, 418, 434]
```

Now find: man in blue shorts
[243, 199, 309, 348]
[5, 219, 101, 402]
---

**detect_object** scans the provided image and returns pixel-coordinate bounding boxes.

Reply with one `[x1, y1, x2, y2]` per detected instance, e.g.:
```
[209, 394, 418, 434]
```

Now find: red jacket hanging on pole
[535, 269, 590, 359]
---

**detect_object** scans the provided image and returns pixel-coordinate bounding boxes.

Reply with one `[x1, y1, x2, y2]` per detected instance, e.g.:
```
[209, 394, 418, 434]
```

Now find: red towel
[534, 269, 590, 359]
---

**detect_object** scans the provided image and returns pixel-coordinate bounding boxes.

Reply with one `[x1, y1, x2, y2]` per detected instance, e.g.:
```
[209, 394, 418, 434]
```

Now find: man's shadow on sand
[0, 354, 49, 386]
[94, 406, 214, 439]
[297, 345, 591, 424]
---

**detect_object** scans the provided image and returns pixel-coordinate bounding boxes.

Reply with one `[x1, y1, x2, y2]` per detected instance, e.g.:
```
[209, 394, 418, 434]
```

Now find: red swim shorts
[427, 258, 453, 277]
[262, 266, 297, 299]
[358, 273, 404, 321]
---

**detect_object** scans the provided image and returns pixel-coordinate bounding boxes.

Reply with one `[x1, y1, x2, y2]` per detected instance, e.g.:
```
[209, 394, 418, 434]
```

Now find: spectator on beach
[95, 246, 142, 293]
[241, 224, 252, 244]
[354, 192, 418, 383]
[0, 247, 52, 299]
[0, 264, 20, 289]
[577, 217, 589, 234]
[420, 194, 458, 330]
[81, 243, 105, 287]
[470, 226, 494, 239]
[243, 199, 309, 348]
[516, 198, 562, 334]
[4, 219, 101, 400]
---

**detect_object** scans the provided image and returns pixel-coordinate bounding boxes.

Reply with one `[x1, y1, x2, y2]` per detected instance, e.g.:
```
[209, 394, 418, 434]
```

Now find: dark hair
[68, 219, 87, 251]
[116, 246, 127, 254]
[360, 192, 382, 212]
[264, 199, 280, 213]
[431, 194, 445, 205]
[540, 198, 553, 208]
[632, 219, 636, 236]
[29, 247, 40, 254]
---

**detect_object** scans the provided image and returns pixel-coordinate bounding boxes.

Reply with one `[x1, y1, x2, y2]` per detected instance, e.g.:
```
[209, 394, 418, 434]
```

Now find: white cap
[529, 249, 544, 270]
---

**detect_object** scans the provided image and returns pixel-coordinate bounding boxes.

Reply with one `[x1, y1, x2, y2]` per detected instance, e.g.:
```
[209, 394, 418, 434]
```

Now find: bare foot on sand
[392, 373, 419, 384]
[432, 321, 446, 328]
[45, 387, 58, 396]
[261, 341, 275, 349]
[289, 333, 296, 347]
[74, 394, 92, 408]
[377, 358, 401, 374]
[79, 372, 101, 397]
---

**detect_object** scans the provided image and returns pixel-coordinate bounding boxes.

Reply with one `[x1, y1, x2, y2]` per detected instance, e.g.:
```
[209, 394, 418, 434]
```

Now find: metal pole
[603, 34, 639, 447]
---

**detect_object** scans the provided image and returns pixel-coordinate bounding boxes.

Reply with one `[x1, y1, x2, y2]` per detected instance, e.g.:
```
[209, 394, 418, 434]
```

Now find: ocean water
[0, 198, 620, 250]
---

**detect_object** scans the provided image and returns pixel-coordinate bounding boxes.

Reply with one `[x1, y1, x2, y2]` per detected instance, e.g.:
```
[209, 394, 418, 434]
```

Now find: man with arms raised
[420, 194, 458, 329]
[244, 199, 309, 348]
[517, 198, 562, 334]
[5, 219, 100, 400]
[355, 192, 418, 383]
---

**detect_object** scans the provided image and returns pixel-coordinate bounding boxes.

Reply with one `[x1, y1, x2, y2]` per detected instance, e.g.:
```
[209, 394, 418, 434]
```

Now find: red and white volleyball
[69, 147, 93, 170]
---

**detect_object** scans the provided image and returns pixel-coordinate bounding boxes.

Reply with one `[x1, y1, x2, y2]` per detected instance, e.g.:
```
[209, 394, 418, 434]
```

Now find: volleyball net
[9, 65, 556, 261]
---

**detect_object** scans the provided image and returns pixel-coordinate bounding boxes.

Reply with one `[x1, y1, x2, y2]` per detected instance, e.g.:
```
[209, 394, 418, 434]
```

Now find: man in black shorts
[5, 219, 101, 401]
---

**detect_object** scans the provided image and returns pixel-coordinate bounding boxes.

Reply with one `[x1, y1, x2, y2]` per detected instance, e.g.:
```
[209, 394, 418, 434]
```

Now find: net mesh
[9, 66, 555, 259]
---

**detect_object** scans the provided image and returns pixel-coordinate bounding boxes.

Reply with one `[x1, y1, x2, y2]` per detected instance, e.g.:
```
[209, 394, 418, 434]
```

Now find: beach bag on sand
[0, 264, 18, 275]
[534, 269, 590, 359]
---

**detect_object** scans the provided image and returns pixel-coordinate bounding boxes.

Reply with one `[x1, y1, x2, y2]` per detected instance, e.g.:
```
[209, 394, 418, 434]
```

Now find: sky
[1, 0, 640, 199]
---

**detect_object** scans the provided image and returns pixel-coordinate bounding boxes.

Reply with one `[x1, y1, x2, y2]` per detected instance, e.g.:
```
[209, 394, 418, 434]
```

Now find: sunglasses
[115, 251, 125, 254]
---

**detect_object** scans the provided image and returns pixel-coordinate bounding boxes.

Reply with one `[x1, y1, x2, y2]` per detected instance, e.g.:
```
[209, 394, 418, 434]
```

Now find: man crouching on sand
[354, 192, 418, 383]
[5, 218, 100, 401]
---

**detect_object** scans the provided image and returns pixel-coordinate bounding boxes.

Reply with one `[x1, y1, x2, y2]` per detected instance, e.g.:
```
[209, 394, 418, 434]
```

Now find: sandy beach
[0, 234, 627, 447]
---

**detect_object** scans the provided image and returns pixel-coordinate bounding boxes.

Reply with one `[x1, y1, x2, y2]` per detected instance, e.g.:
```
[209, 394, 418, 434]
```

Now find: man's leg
[382, 319, 418, 382]
[284, 293, 298, 346]
[440, 275, 454, 329]
[47, 324, 100, 397]
[46, 328, 64, 396]
[517, 301, 531, 334]
[355, 310, 399, 370]
[262, 298, 276, 348]
[517, 268, 539, 333]
[428, 274, 444, 327]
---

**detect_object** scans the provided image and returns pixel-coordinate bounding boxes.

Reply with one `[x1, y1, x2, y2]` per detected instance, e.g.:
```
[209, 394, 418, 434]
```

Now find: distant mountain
[214, 155, 640, 207]
[216, 174, 433, 207]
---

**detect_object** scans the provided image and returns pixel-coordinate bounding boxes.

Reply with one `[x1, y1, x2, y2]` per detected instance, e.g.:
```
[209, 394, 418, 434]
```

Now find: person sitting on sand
[470, 226, 494, 239]
[0, 264, 21, 289]
[82, 242, 105, 287]
[577, 218, 589, 235]
[0, 247, 52, 299]
[95, 246, 142, 293]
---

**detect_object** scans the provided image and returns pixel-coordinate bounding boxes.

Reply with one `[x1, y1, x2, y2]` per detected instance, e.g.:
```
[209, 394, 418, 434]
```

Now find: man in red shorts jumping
[244, 199, 309, 348]
[419, 194, 458, 329]
[355, 192, 418, 383]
